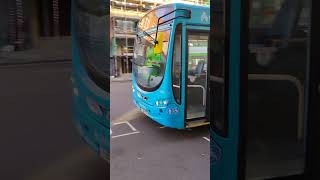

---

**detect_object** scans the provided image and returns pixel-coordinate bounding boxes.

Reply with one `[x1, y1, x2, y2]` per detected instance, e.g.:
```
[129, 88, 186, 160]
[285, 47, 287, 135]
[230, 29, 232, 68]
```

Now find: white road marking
[112, 131, 140, 139]
[111, 120, 139, 139]
[203, 137, 210, 142]
[112, 121, 127, 126]
[126, 121, 137, 131]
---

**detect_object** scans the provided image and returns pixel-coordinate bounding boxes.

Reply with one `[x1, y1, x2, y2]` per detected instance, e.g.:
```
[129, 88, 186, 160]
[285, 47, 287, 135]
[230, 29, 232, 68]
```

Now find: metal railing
[113, 26, 137, 34]
[173, 84, 206, 106]
[210, 74, 305, 141]
[114, 46, 134, 56]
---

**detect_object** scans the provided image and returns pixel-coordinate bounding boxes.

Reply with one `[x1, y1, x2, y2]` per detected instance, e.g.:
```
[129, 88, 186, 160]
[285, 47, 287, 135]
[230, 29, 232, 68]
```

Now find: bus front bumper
[132, 94, 184, 129]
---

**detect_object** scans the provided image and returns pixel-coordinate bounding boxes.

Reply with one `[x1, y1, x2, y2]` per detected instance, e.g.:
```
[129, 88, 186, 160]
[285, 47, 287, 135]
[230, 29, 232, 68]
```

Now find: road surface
[0, 62, 108, 180]
[110, 81, 210, 180]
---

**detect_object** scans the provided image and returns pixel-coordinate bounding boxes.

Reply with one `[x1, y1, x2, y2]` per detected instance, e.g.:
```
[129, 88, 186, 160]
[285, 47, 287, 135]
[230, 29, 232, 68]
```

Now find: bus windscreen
[138, 6, 174, 31]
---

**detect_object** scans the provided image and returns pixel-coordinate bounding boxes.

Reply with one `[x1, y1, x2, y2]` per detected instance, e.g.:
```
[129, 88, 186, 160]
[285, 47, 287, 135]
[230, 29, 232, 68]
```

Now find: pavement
[111, 73, 132, 82]
[0, 37, 71, 64]
[110, 81, 210, 180]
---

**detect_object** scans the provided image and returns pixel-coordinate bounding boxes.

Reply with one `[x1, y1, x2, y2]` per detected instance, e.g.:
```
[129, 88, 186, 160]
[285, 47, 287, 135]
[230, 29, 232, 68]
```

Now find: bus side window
[210, 0, 227, 137]
[172, 24, 182, 104]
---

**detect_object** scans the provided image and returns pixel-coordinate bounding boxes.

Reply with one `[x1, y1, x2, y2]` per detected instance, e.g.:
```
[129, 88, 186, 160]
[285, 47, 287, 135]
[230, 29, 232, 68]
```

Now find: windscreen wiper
[154, 8, 191, 44]
[142, 31, 157, 45]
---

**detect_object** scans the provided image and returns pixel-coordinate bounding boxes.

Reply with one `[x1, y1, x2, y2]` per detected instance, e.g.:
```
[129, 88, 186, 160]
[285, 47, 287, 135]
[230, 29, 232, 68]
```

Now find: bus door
[184, 25, 210, 126]
[210, 0, 240, 179]
[305, 0, 320, 178]
[210, 0, 320, 179]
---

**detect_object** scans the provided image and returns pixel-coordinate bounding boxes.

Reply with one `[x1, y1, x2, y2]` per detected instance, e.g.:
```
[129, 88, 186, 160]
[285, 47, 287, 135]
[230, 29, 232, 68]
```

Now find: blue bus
[210, 0, 320, 179]
[132, 3, 210, 129]
[71, 0, 109, 161]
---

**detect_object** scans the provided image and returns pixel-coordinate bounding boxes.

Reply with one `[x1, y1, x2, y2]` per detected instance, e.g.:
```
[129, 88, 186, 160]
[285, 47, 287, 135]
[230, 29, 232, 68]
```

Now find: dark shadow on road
[0, 62, 108, 180]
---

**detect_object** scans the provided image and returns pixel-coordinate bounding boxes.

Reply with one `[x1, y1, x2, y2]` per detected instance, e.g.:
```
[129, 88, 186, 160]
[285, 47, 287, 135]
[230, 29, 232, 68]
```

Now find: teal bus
[210, 0, 320, 179]
[71, 0, 109, 161]
[132, 3, 210, 129]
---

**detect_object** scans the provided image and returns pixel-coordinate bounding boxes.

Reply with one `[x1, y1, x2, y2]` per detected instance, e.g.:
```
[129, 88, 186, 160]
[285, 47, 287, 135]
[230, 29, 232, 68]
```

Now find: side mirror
[153, 32, 164, 54]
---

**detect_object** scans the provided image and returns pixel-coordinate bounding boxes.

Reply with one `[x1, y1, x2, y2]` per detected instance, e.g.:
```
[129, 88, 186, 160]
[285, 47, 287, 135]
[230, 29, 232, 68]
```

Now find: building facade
[110, 0, 210, 77]
[0, 0, 70, 52]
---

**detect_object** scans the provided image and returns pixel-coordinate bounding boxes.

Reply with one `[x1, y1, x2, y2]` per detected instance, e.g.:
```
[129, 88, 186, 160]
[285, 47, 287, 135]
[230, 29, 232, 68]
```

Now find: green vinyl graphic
[145, 47, 162, 68]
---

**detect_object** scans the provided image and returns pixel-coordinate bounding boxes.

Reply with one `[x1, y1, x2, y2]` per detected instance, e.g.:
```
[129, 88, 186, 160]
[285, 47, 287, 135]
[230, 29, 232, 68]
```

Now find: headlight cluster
[155, 99, 169, 107]
[137, 92, 142, 99]
[86, 97, 103, 116]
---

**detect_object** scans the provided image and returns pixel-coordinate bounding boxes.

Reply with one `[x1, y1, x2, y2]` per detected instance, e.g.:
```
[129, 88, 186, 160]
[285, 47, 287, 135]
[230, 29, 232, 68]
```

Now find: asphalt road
[0, 62, 108, 180]
[110, 80, 136, 120]
[110, 81, 210, 180]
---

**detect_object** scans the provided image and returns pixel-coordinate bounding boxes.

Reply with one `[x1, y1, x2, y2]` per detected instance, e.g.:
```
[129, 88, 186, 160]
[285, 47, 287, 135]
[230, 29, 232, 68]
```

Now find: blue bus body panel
[132, 3, 209, 129]
[132, 74, 183, 129]
[211, 0, 241, 179]
[72, 38, 110, 161]
[71, 0, 109, 161]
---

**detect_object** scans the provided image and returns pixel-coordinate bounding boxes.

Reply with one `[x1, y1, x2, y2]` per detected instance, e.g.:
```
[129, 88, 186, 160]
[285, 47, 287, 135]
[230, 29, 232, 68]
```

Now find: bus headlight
[73, 87, 79, 96]
[155, 99, 169, 107]
[137, 92, 142, 98]
[86, 97, 103, 116]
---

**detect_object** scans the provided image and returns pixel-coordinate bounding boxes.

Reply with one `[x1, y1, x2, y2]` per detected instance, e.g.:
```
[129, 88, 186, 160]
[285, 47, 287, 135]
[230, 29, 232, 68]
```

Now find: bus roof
[138, 3, 210, 31]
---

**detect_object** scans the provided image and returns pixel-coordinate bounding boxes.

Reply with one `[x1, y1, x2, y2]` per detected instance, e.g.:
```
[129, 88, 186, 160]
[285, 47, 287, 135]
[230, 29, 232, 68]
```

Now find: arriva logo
[201, 11, 209, 23]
